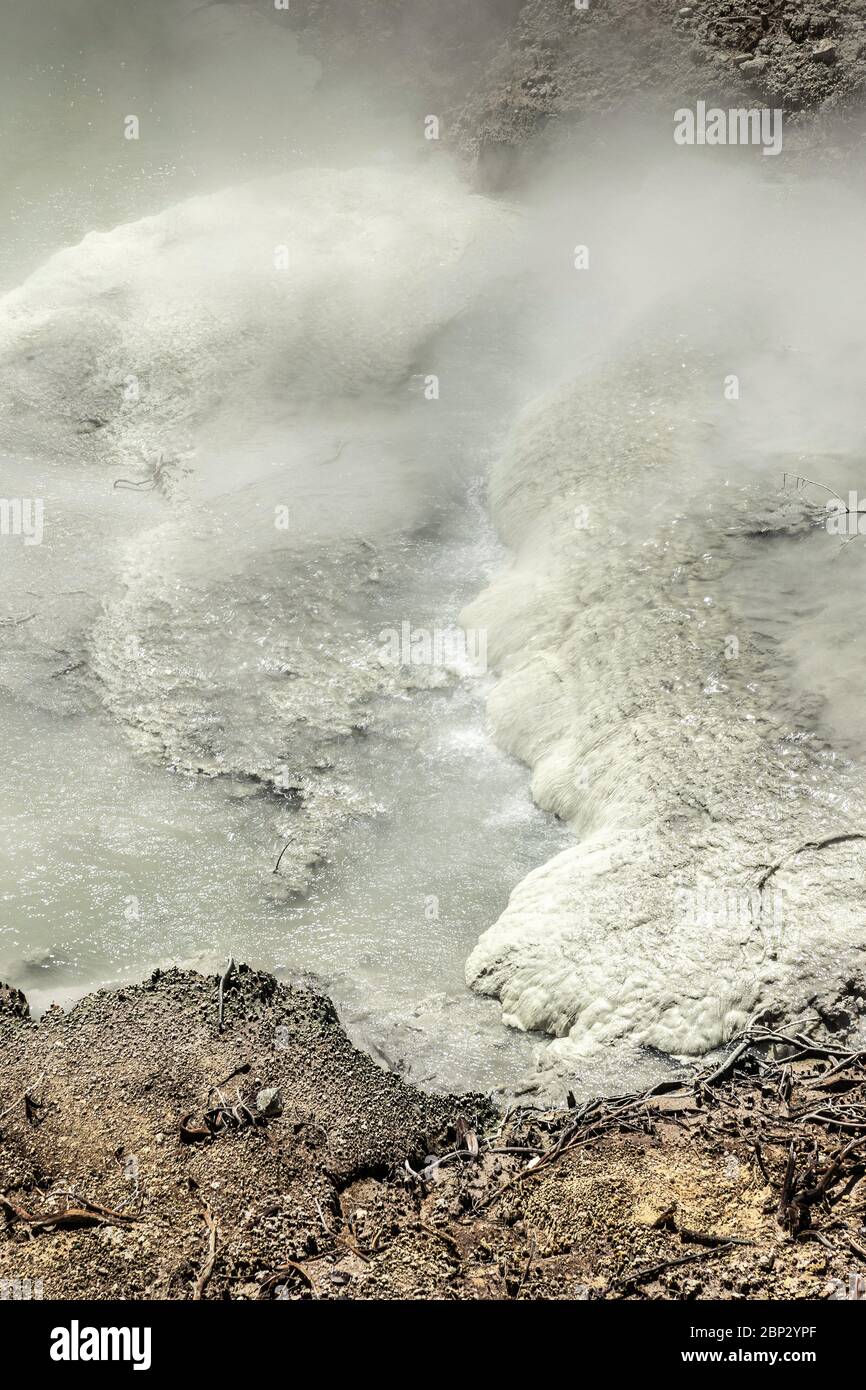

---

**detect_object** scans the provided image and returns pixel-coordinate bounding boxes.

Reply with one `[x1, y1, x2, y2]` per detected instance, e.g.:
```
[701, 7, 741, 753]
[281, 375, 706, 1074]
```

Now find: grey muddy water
[2, 3, 866, 1100]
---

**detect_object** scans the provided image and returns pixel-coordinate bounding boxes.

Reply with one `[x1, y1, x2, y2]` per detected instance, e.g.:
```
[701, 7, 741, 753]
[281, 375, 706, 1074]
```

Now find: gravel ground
[1, 968, 864, 1301]
[275, 1, 866, 184]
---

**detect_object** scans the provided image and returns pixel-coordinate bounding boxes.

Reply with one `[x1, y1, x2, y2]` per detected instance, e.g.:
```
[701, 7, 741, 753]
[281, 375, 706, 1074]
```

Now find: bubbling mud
[3, 5, 866, 1099]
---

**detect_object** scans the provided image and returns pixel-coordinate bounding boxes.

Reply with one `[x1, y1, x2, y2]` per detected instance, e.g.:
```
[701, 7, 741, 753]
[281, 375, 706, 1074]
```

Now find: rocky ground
[279, 1, 866, 186]
[452, 0, 866, 160]
[1, 967, 864, 1300]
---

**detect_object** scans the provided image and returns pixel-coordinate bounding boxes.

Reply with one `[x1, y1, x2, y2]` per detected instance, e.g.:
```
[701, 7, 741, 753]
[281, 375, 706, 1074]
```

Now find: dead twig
[192, 1201, 219, 1301]
[512, 1235, 537, 1300]
[751, 1141, 771, 1185]
[618, 1242, 737, 1292]
[702, 1040, 752, 1089]
[419, 1222, 461, 1260]
[272, 837, 294, 875]
[0, 1072, 45, 1127]
[210, 1062, 251, 1093]
[218, 956, 235, 1032]
[777, 1143, 797, 1229]
[793, 1135, 865, 1210]
[679, 1228, 753, 1248]
[0, 1193, 140, 1232]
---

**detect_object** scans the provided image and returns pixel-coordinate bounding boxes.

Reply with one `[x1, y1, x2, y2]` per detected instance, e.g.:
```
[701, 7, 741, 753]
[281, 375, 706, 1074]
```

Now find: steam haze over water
[2, 1, 866, 1101]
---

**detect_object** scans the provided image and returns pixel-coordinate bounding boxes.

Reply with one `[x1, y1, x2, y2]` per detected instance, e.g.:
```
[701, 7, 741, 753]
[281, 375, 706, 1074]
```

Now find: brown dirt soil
[1, 968, 864, 1300]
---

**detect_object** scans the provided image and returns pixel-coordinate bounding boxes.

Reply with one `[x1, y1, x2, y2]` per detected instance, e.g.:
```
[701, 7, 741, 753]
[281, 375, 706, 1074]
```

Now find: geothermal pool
[2, 1, 866, 1103]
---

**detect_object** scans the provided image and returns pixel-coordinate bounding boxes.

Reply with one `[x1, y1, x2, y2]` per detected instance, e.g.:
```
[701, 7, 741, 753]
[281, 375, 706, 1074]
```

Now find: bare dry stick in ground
[0, 1071, 45, 1127]
[193, 1202, 220, 1301]
[0, 1193, 140, 1232]
[217, 956, 235, 1032]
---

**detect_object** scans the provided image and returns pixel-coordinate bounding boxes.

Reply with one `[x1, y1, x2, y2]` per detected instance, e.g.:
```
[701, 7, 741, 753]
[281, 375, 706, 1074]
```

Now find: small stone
[740, 57, 768, 76]
[812, 39, 837, 64]
[255, 1086, 283, 1117]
